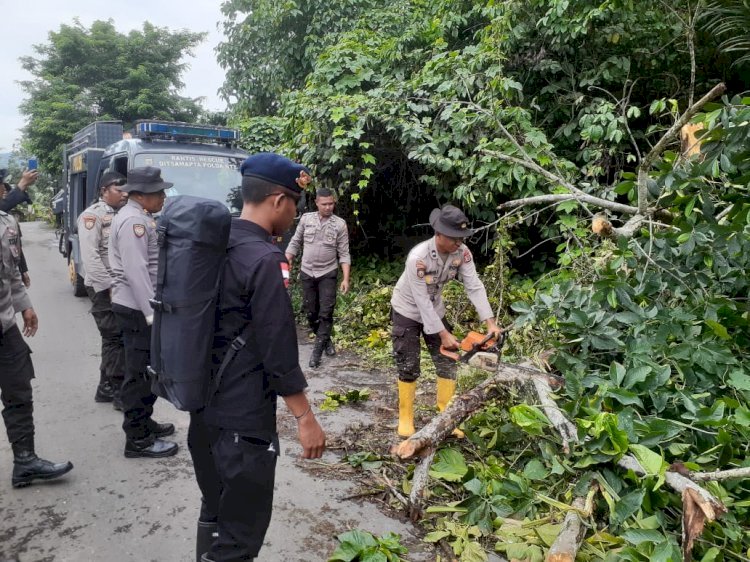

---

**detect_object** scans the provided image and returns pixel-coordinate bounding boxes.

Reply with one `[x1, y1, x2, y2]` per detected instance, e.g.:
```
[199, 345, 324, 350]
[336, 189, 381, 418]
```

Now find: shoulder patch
[415, 259, 426, 278]
[133, 224, 146, 238]
[463, 249, 472, 263]
[83, 215, 96, 230]
[280, 261, 290, 288]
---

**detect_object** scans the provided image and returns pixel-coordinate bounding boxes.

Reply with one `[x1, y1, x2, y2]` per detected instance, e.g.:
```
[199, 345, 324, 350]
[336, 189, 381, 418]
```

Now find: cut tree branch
[496, 191, 640, 217]
[690, 466, 750, 483]
[636, 82, 725, 213]
[546, 483, 598, 562]
[394, 356, 567, 461]
[408, 448, 436, 521]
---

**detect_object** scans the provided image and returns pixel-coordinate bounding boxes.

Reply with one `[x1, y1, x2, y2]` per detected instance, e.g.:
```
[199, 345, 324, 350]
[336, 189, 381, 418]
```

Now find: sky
[0, 1, 230, 152]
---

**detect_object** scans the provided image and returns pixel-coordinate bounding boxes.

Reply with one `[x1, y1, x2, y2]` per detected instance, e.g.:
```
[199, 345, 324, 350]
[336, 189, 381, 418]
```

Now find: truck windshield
[133, 153, 244, 212]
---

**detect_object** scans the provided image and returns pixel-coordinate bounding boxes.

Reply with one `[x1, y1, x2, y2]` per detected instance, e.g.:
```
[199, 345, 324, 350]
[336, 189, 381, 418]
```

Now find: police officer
[285, 187, 351, 368]
[77, 171, 128, 407]
[1, 186, 73, 487]
[189, 153, 326, 562]
[109, 167, 177, 458]
[391, 205, 501, 437]
[0, 169, 37, 213]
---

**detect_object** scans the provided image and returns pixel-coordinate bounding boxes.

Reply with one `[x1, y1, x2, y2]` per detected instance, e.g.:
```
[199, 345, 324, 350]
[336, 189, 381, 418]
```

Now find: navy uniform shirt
[204, 218, 308, 438]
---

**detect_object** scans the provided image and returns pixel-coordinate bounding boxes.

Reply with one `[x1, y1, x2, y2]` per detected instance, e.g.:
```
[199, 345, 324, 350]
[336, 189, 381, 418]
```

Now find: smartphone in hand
[27, 158, 38, 171]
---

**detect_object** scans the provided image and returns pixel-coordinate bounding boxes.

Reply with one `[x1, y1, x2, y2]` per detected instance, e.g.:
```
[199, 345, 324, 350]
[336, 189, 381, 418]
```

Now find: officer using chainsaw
[390, 204, 501, 438]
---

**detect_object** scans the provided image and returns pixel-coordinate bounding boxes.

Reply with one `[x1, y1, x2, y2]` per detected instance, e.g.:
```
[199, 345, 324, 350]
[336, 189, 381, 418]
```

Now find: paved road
[0, 222, 429, 562]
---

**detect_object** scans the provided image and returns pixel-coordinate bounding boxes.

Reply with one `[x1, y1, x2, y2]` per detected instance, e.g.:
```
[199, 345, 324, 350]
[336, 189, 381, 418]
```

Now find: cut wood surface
[408, 448, 436, 522]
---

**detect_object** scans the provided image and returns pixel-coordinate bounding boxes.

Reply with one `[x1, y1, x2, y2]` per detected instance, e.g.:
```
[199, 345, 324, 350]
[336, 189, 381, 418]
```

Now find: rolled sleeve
[0, 189, 31, 213]
[285, 220, 304, 258]
[11, 268, 32, 313]
[458, 250, 493, 321]
[78, 214, 112, 292]
[336, 221, 351, 265]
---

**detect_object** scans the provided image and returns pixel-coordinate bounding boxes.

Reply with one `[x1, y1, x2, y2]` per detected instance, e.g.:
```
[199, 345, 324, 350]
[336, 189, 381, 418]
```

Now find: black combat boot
[308, 338, 324, 368]
[94, 371, 114, 403]
[124, 437, 179, 459]
[12, 440, 74, 488]
[196, 520, 218, 562]
[325, 337, 336, 357]
[146, 419, 176, 438]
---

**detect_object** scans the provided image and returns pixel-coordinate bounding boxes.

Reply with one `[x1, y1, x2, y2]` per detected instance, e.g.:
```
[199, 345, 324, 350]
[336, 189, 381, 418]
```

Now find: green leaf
[329, 530, 379, 561]
[623, 366, 651, 389]
[727, 370, 750, 391]
[621, 529, 666, 545]
[705, 320, 730, 340]
[523, 459, 550, 481]
[510, 404, 551, 435]
[612, 489, 645, 526]
[429, 448, 468, 482]
[460, 541, 488, 562]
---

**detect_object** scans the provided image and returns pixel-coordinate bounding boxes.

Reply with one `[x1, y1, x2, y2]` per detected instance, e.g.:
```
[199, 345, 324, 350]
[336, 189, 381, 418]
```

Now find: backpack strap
[207, 322, 252, 401]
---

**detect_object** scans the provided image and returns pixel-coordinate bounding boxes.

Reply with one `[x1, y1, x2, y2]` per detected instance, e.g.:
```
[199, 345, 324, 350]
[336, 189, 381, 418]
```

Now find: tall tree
[19, 19, 207, 177]
[217, 0, 390, 116]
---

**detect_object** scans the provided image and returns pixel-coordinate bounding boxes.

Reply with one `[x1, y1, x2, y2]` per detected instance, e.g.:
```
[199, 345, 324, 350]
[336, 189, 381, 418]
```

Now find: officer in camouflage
[110, 167, 178, 459]
[77, 171, 128, 407]
[390, 205, 501, 438]
[0, 179, 73, 487]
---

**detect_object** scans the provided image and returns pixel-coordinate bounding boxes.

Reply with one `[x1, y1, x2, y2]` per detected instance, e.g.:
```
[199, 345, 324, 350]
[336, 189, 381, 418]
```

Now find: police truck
[59, 120, 248, 296]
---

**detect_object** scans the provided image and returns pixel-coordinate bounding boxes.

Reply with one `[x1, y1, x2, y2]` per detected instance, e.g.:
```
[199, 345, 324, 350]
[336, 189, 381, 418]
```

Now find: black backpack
[149, 195, 232, 411]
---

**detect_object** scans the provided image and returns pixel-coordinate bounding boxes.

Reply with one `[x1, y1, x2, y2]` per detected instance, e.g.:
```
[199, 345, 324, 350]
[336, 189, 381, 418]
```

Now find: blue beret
[240, 153, 311, 193]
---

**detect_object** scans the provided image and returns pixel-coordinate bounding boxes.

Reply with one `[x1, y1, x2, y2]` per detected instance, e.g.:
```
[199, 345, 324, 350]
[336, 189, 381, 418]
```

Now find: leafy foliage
[328, 529, 408, 562]
[19, 19, 206, 177]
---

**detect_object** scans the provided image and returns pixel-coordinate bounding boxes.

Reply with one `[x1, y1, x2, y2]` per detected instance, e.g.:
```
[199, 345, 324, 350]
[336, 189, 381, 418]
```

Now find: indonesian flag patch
[280, 262, 290, 288]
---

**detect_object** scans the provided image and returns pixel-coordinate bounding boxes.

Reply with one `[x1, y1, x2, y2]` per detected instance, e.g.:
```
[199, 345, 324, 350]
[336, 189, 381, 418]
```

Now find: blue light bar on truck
[134, 120, 239, 142]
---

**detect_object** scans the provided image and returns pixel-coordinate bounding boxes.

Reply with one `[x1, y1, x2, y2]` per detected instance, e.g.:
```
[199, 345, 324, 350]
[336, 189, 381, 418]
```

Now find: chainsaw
[440, 330, 506, 372]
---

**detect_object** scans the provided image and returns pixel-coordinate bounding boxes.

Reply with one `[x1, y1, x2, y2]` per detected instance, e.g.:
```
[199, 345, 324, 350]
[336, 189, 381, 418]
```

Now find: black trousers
[391, 310, 457, 382]
[112, 304, 157, 442]
[0, 324, 35, 453]
[300, 269, 338, 341]
[188, 411, 278, 561]
[86, 287, 125, 391]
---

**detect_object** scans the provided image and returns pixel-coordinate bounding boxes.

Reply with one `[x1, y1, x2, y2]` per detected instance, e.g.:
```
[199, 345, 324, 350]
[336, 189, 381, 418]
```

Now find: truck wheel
[68, 259, 88, 297]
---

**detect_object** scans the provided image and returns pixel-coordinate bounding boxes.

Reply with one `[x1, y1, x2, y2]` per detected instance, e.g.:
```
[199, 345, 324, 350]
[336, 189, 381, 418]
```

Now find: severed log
[530, 372, 578, 455]
[545, 484, 598, 562]
[408, 447, 436, 521]
[394, 357, 568, 460]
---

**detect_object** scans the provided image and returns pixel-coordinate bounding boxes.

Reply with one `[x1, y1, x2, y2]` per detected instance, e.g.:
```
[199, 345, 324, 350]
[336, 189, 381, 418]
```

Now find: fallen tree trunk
[394, 359, 567, 460]
[545, 483, 597, 562]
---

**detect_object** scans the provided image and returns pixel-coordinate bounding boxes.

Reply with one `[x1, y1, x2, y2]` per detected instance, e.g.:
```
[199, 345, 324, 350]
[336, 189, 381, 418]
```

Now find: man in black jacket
[189, 153, 326, 562]
[0, 169, 37, 213]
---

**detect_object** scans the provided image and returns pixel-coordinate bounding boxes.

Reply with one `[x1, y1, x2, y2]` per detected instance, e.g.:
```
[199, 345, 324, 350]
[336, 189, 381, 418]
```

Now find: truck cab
[60, 120, 248, 296]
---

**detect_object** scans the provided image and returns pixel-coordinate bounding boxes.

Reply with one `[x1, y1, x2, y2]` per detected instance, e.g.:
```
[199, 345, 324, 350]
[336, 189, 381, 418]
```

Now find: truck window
[113, 155, 128, 177]
[133, 153, 244, 213]
[96, 156, 113, 186]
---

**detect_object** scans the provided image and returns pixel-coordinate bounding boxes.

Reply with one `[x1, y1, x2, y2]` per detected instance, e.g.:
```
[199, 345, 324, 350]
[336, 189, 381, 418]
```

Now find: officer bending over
[77, 171, 128, 407]
[109, 167, 177, 458]
[189, 153, 326, 562]
[391, 205, 501, 438]
[0, 191, 73, 487]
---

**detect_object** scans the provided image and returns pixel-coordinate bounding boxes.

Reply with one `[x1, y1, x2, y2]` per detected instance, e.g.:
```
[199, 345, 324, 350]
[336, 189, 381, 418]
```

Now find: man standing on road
[391, 204, 501, 438]
[189, 153, 326, 562]
[285, 187, 351, 369]
[77, 171, 128, 408]
[0, 175, 73, 487]
[109, 167, 178, 459]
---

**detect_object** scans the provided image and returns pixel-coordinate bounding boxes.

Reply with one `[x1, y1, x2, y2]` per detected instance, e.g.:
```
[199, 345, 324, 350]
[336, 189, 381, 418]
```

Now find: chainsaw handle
[440, 346, 460, 361]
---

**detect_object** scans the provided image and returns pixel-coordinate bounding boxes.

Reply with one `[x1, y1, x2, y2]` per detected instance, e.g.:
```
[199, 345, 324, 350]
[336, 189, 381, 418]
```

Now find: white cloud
[1, 1, 229, 151]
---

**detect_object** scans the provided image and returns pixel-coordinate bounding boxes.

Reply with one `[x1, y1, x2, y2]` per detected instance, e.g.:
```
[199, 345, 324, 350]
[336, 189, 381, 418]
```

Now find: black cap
[122, 167, 173, 194]
[429, 205, 475, 238]
[240, 153, 311, 193]
[99, 171, 126, 188]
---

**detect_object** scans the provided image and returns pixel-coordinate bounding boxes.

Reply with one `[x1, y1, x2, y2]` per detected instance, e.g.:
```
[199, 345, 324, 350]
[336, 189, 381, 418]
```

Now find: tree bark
[690, 466, 750, 482]
[545, 484, 597, 562]
[408, 448, 436, 521]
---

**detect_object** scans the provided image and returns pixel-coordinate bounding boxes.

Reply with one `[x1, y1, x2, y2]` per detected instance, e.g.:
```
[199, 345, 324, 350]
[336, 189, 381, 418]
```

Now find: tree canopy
[19, 19, 206, 177]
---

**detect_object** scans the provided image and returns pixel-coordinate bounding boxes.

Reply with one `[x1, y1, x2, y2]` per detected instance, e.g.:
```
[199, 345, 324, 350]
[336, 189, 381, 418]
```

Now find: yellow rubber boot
[436, 377, 464, 438]
[397, 380, 417, 437]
